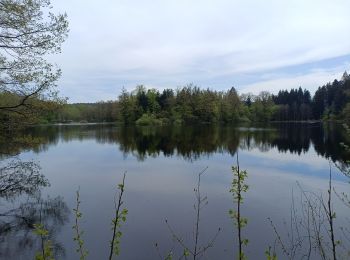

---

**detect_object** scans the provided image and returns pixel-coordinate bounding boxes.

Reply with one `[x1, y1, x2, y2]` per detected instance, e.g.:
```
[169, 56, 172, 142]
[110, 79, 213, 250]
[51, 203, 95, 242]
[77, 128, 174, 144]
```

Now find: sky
[50, 0, 350, 103]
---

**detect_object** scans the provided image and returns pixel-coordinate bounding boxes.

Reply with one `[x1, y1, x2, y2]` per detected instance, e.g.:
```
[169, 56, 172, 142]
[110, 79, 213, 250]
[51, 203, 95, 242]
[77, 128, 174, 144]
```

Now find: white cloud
[240, 64, 349, 94]
[50, 0, 350, 101]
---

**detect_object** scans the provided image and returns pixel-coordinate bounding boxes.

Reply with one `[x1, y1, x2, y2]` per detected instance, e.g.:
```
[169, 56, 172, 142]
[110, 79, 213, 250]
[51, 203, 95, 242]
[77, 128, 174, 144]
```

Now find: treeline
[50, 102, 119, 123]
[34, 71, 350, 124]
[273, 72, 350, 121]
[0, 91, 63, 132]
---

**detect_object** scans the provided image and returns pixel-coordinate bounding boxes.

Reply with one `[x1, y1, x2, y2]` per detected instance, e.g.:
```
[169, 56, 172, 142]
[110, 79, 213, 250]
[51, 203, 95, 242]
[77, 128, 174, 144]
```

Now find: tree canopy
[0, 0, 69, 129]
[40, 72, 350, 125]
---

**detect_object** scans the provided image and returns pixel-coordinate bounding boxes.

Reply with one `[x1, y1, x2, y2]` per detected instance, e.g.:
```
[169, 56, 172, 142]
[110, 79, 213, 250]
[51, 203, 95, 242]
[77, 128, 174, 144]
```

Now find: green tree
[146, 88, 160, 115]
[221, 87, 241, 123]
[119, 88, 137, 124]
[0, 0, 69, 128]
[343, 103, 350, 123]
[250, 91, 275, 122]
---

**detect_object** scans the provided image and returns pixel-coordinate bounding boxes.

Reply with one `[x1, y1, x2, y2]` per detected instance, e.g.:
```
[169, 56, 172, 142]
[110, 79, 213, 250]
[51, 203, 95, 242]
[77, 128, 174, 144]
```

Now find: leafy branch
[229, 151, 249, 260]
[72, 188, 88, 260]
[109, 172, 128, 260]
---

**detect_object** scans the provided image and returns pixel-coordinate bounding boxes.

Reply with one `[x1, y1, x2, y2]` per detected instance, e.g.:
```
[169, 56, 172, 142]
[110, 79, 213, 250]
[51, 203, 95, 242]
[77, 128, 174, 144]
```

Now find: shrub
[135, 114, 162, 126]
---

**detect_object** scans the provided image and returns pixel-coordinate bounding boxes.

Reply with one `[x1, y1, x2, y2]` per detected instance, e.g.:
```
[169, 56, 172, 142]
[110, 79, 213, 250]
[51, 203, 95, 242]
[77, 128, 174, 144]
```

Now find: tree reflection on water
[2, 123, 349, 167]
[0, 158, 69, 259]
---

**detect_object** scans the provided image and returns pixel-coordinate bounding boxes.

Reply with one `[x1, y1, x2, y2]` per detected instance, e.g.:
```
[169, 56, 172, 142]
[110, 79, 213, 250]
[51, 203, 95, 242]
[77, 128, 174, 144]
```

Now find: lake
[1, 123, 349, 260]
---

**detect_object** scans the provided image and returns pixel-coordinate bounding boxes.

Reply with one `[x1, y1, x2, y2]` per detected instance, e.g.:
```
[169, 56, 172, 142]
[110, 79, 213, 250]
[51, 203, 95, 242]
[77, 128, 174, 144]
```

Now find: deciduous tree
[0, 0, 69, 125]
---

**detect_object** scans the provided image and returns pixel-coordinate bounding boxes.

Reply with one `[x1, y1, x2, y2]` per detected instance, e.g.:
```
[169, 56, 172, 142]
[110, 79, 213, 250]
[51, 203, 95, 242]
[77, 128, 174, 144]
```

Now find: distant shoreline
[32, 119, 349, 128]
[35, 122, 116, 126]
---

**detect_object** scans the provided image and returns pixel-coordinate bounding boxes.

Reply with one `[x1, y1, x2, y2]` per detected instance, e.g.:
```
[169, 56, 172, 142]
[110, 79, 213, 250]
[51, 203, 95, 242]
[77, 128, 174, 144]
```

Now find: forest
[42, 72, 350, 125]
[1, 72, 350, 128]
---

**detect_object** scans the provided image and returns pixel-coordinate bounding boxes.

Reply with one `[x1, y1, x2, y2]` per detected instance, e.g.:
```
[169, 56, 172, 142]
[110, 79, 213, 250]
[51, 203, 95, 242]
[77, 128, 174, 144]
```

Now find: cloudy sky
[51, 0, 350, 102]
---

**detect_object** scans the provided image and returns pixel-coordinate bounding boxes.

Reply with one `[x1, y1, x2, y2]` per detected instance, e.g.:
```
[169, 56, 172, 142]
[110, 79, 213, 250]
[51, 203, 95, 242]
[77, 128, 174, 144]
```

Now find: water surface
[1, 123, 349, 259]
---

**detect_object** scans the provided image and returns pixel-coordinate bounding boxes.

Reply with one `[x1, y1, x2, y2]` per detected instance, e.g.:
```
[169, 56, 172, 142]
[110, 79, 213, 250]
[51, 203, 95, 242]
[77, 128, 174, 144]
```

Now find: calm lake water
[1, 123, 349, 260]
